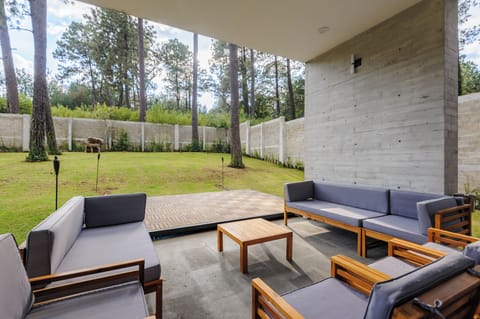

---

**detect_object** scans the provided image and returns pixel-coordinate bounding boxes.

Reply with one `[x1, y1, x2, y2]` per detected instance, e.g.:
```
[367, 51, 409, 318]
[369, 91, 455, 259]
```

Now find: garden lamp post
[53, 156, 60, 209]
[96, 151, 101, 192]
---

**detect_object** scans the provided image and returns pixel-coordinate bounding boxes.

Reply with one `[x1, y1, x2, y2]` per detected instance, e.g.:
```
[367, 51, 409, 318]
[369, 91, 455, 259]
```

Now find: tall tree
[249, 49, 255, 118]
[208, 40, 230, 111]
[0, 0, 19, 113]
[274, 55, 280, 116]
[191, 33, 199, 150]
[138, 17, 146, 121]
[286, 58, 295, 120]
[228, 43, 244, 168]
[240, 47, 249, 115]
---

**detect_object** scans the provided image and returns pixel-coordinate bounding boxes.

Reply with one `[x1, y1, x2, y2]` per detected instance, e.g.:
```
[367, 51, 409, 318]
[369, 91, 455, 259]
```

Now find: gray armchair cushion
[0, 234, 33, 319]
[465, 241, 480, 264]
[85, 193, 146, 228]
[25, 196, 85, 277]
[56, 222, 161, 283]
[417, 197, 458, 235]
[284, 180, 314, 202]
[25, 282, 148, 319]
[314, 182, 389, 214]
[390, 190, 443, 219]
[283, 277, 368, 319]
[368, 256, 416, 277]
[362, 215, 427, 244]
[363, 253, 475, 319]
[423, 242, 460, 255]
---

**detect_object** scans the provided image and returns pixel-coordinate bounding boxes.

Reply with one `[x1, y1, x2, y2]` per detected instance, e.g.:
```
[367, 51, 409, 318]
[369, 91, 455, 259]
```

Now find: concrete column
[245, 121, 250, 156]
[279, 116, 286, 164]
[202, 126, 206, 151]
[22, 114, 30, 151]
[68, 118, 73, 151]
[174, 124, 180, 151]
[141, 122, 145, 152]
[260, 122, 264, 159]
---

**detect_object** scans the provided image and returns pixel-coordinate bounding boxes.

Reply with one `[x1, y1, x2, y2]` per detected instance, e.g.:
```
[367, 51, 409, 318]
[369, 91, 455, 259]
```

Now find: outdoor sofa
[284, 181, 471, 256]
[252, 239, 480, 319]
[22, 193, 162, 319]
[1, 233, 154, 319]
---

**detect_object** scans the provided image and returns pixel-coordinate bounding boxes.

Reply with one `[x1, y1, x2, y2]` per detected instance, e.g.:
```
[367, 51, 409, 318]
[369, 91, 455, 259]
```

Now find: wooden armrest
[434, 204, 472, 235]
[428, 227, 479, 248]
[31, 258, 145, 305]
[252, 278, 303, 319]
[388, 238, 445, 266]
[331, 255, 391, 295]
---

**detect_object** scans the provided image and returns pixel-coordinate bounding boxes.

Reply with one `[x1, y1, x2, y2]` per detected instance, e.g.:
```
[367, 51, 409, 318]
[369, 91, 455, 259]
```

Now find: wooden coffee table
[217, 218, 293, 273]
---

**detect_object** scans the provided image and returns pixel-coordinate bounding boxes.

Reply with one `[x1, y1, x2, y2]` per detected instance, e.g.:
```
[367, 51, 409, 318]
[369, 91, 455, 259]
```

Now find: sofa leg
[357, 230, 362, 257]
[156, 280, 163, 319]
[284, 211, 288, 225]
[361, 230, 367, 258]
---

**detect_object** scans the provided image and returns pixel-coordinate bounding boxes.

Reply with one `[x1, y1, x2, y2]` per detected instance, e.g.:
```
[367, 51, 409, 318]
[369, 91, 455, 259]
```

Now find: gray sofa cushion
[423, 242, 460, 255]
[314, 182, 389, 214]
[285, 180, 314, 202]
[0, 234, 33, 319]
[362, 215, 427, 244]
[288, 200, 386, 227]
[390, 190, 443, 219]
[363, 253, 475, 319]
[25, 196, 85, 277]
[368, 256, 416, 278]
[417, 197, 458, 235]
[56, 222, 160, 283]
[283, 277, 368, 319]
[25, 282, 148, 319]
[465, 241, 480, 264]
[85, 193, 146, 228]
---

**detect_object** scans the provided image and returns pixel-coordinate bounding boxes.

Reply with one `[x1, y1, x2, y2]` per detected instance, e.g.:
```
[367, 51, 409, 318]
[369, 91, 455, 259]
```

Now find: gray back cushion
[84, 193, 146, 228]
[363, 253, 475, 319]
[25, 196, 85, 277]
[314, 182, 389, 213]
[465, 241, 480, 264]
[0, 233, 33, 319]
[284, 181, 314, 202]
[390, 190, 443, 219]
[417, 197, 458, 235]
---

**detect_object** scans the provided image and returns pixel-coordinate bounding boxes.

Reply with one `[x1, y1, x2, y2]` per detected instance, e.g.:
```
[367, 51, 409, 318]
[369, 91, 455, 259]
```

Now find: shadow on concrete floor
[152, 217, 386, 318]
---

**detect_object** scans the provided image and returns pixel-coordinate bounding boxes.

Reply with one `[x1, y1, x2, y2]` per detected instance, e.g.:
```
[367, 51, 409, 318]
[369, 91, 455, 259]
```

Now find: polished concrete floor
[152, 217, 386, 319]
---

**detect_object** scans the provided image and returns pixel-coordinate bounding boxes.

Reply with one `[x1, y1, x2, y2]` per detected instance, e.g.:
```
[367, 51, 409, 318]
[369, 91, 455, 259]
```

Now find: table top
[218, 218, 292, 243]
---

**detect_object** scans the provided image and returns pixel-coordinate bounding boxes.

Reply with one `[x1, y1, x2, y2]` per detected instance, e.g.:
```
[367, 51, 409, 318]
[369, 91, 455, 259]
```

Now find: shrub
[112, 129, 131, 151]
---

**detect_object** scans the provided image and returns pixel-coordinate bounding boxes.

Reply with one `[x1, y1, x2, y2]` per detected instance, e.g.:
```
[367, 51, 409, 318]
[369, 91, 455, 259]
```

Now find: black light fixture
[96, 151, 101, 193]
[53, 156, 60, 209]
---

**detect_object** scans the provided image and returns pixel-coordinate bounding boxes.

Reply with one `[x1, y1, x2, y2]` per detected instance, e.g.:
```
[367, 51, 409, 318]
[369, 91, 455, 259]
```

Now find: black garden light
[53, 156, 60, 209]
[96, 151, 101, 192]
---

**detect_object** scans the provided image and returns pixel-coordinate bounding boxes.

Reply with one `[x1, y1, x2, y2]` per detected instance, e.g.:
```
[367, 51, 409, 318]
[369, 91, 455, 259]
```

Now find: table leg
[217, 229, 223, 252]
[286, 233, 293, 261]
[240, 243, 248, 273]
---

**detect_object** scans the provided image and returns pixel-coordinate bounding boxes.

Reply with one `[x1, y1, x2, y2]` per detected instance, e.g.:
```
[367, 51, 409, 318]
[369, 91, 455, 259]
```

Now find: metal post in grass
[96, 150, 101, 192]
[221, 156, 224, 189]
[53, 156, 60, 209]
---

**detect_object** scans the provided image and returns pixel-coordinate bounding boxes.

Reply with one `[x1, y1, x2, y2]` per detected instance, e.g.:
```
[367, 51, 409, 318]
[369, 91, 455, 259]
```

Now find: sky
[6, 0, 480, 104]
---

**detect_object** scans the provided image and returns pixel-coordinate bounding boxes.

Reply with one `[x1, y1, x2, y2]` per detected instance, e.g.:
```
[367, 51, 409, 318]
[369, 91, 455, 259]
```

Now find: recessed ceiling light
[317, 26, 330, 34]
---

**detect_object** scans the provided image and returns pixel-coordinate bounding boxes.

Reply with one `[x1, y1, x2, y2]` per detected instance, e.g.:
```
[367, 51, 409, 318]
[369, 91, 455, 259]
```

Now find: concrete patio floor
[152, 217, 387, 318]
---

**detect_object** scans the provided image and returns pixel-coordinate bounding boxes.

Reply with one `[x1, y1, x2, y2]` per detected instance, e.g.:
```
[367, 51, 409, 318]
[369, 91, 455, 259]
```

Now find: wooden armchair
[252, 252, 480, 319]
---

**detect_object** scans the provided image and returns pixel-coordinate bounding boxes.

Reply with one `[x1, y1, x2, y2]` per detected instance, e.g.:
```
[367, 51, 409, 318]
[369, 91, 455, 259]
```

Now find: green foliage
[0, 94, 32, 114]
[464, 178, 480, 210]
[112, 129, 131, 151]
[459, 56, 480, 95]
[208, 140, 230, 153]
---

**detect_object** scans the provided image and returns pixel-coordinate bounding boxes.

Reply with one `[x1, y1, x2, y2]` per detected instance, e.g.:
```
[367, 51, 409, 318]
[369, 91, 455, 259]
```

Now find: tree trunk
[286, 58, 295, 120]
[138, 17, 146, 122]
[249, 49, 255, 119]
[228, 43, 244, 168]
[0, 0, 19, 113]
[27, 0, 49, 161]
[88, 58, 97, 108]
[192, 33, 199, 150]
[240, 47, 249, 115]
[274, 55, 280, 116]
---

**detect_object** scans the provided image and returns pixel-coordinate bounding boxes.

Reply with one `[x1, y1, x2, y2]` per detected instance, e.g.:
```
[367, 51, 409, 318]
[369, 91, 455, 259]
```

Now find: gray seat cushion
[0, 233, 33, 319]
[364, 253, 475, 319]
[283, 277, 368, 319]
[25, 282, 148, 319]
[287, 200, 386, 227]
[363, 215, 427, 244]
[314, 182, 389, 214]
[56, 222, 160, 282]
[423, 242, 460, 255]
[368, 256, 417, 277]
[417, 197, 458, 235]
[390, 190, 443, 219]
[464, 241, 480, 264]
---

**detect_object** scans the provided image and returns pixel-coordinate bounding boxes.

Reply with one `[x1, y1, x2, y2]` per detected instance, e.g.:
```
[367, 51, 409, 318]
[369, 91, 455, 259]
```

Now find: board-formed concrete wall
[458, 93, 480, 192]
[304, 0, 458, 194]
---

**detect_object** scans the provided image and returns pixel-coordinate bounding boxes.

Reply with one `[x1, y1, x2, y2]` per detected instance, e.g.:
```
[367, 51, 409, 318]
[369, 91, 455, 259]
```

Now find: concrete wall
[458, 93, 480, 192]
[0, 114, 228, 152]
[304, 0, 458, 194]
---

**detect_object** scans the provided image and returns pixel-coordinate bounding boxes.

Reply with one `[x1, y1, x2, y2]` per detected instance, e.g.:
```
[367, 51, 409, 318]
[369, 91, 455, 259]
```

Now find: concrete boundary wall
[0, 114, 228, 152]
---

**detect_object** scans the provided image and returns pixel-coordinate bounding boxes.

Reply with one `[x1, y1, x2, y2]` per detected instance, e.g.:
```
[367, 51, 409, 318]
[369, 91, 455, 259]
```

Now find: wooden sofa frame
[252, 241, 480, 319]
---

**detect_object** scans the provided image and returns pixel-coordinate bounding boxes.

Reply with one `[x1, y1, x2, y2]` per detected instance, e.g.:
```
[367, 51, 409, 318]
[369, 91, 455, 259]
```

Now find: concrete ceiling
[79, 0, 421, 62]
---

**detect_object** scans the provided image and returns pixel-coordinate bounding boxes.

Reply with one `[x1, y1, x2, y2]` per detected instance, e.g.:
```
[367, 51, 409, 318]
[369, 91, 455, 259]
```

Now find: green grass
[0, 152, 304, 242]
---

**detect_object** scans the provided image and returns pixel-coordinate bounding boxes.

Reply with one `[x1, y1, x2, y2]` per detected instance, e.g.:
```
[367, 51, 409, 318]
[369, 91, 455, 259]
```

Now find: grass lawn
[0, 152, 304, 242]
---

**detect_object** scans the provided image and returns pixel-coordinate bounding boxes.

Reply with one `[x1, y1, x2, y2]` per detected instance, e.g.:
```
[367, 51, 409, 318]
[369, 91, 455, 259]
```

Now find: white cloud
[13, 53, 33, 72]
[47, 22, 68, 36]
[47, 0, 93, 20]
